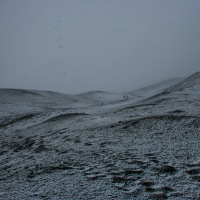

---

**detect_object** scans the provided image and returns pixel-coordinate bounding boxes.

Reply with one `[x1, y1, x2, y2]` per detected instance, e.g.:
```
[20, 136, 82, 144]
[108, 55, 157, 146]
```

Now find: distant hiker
[123, 95, 129, 100]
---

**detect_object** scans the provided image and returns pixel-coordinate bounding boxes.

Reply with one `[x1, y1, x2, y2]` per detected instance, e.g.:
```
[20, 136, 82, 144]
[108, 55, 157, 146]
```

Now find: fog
[0, 0, 200, 94]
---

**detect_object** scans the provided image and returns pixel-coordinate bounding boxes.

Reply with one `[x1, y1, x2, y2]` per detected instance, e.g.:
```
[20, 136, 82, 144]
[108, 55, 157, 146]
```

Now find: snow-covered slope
[165, 71, 200, 93]
[0, 88, 75, 105]
[121, 72, 200, 117]
[76, 91, 124, 105]
[133, 78, 183, 97]
[0, 72, 200, 199]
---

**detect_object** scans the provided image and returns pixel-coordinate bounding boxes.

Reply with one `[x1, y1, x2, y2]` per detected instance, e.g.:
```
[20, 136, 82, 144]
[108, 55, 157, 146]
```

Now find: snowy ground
[0, 72, 200, 199]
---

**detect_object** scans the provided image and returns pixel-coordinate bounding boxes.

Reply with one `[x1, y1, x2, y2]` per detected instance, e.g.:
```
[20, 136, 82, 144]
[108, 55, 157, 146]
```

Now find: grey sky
[0, 0, 200, 94]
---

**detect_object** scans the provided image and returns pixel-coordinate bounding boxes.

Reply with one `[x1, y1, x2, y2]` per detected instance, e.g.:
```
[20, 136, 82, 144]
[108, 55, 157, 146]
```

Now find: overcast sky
[0, 0, 200, 94]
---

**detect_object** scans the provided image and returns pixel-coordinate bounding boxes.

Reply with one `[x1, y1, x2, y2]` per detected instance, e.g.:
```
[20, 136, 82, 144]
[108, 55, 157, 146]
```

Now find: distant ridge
[164, 71, 200, 93]
[0, 88, 43, 97]
[133, 77, 184, 97]
[0, 88, 75, 105]
[77, 91, 108, 96]
[136, 71, 200, 105]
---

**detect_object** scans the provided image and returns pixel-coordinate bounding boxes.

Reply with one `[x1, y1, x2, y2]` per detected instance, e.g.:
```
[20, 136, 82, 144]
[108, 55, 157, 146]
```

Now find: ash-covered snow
[0, 73, 200, 199]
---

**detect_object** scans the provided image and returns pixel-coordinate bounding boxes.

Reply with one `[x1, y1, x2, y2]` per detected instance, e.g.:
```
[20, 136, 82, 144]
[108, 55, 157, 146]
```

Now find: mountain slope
[0, 72, 200, 199]
[133, 77, 183, 97]
[121, 72, 200, 117]
[165, 71, 200, 93]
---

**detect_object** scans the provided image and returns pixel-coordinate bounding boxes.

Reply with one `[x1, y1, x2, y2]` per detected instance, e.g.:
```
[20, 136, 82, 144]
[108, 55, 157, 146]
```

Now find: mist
[0, 0, 200, 94]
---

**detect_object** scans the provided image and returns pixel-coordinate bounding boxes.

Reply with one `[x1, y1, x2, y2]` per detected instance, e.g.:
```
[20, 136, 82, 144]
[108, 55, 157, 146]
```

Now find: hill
[0, 72, 200, 199]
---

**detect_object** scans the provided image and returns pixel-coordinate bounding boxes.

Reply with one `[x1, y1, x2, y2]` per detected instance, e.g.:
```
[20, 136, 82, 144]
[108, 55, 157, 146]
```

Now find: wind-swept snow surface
[0, 73, 200, 199]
